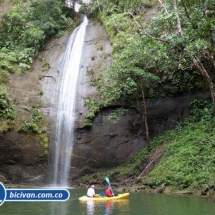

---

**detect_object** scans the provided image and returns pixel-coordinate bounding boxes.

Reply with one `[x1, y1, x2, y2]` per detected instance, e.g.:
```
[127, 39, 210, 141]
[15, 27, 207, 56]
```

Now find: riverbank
[73, 116, 215, 200]
[75, 181, 215, 199]
[2, 179, 214, 200]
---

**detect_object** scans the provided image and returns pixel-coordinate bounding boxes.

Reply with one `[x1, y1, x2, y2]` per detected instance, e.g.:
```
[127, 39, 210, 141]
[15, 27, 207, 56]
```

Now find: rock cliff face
[0, 0, 12, 22]
[0, 17, 210, 185]
[70, 93, 210, 181]
[0, 133, 46, 184]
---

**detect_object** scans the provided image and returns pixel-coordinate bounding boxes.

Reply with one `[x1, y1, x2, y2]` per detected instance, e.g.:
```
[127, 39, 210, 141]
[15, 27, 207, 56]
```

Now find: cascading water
[50, 16, 88, 187]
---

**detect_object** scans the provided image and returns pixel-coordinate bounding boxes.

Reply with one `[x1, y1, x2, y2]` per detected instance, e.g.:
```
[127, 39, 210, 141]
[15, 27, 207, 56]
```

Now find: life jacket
[105, 188, 113, 197]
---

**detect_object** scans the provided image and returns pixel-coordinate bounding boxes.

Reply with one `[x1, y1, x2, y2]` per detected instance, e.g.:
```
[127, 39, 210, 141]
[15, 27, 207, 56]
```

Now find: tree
[146, 0, 215, 111]
[171, 0, 215, 109]
[129, 0, 215, 112]
[99, 15, 159, 140]
[83, 0, 215, 136]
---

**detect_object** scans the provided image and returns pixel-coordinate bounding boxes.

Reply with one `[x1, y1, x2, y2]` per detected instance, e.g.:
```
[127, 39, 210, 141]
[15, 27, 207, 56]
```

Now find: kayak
[79, 193, 129, 201]
[79, 193, 130, 201]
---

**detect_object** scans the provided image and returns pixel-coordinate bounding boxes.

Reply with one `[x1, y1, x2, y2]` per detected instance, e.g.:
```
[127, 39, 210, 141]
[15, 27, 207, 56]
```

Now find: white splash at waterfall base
[51, 16, 88, 187]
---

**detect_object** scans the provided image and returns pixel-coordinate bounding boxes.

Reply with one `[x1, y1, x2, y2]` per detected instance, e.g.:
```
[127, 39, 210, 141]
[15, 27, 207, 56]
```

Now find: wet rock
[0, 133, 47, 184]
[0, 174, 6, 183]
[175, 190, 193, 195]
[152, 187, 165, 194]
[207, 189, 214, 197]
[163, 186, 172, 194]
[116, 187, 130, 193]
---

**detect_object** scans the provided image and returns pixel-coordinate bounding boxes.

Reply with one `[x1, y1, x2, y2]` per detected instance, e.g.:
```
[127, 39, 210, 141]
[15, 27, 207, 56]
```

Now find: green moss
[81, 119, 93, 128]
[39, 90, 43, 96]
[19, 109, 43, 134]
[42, 62, 50, 73]
[40, 134, 49, 155]
[81, 98, 102, 127]
[97, 45, 103, 51]
[0, 85, 16, 120]
[91, 56, 96, 61]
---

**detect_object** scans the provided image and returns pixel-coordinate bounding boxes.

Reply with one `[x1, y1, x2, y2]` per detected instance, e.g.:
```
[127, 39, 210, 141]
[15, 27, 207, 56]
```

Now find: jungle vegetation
[0, 0, 76, 132]
[78, 0, 215, 193]
[81, 0, 215, 139]
[79, 101, 215, 193]
[1, 0, 215, 192]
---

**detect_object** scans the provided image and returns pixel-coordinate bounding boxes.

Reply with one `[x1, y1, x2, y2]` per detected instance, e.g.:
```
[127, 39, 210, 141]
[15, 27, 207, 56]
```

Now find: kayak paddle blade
[105, 177, 110, 184]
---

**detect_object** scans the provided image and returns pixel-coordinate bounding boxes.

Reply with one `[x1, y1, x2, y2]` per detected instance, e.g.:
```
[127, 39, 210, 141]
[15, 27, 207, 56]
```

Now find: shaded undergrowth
[78, 100, 215, 192]
[142, 119, 215, 191]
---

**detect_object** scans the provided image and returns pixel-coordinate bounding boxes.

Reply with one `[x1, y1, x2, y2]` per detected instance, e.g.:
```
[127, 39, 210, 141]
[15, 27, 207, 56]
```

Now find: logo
[0, 183, 6, 206]
[0, 184, 70, 206]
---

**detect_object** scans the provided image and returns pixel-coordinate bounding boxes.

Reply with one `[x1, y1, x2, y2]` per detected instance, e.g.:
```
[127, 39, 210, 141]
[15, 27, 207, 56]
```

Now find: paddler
[105, 185, 114, 197]
[87, 184, 96, 197]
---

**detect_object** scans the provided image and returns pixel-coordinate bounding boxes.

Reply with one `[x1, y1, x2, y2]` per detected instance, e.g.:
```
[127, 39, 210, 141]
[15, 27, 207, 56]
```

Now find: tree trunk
[157, 0, 169, 15]
[139, 78, 149, 141]
[192, 56, 215, 107]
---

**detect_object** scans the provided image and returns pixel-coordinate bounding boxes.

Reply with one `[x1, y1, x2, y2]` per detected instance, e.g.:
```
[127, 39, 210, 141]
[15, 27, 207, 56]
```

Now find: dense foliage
[140, 99, 215, 189]
[81, 0, 215, 131]
[0, 0, 72, 82]
[0, 0, 75, 133]
[143, 118, 215, 190]
[0, 86, 15, 120]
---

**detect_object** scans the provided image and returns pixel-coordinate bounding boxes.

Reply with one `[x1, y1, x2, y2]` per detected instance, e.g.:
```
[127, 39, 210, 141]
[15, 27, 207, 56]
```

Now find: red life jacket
[105, 188, 113, 197]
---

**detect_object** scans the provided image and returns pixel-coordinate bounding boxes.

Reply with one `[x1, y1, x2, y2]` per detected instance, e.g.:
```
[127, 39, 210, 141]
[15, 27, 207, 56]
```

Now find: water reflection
[86, 200, 95, 215]
[104, 201, 114, 215]
[49, 201, 68, 215]
[86, 200, 114, 215]
[84, 199, 129, 215]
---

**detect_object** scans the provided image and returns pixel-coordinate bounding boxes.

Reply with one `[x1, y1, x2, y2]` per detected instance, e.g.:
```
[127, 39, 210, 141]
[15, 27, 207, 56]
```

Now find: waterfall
[50, 16, 88, 187]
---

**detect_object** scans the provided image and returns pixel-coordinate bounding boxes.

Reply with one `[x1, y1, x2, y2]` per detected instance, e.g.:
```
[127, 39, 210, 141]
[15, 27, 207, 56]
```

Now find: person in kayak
[87, 184, 96, 197]
[105, 185, 114, 197]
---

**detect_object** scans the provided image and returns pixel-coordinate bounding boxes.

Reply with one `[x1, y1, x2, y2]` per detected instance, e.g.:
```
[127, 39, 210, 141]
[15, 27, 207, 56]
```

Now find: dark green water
[0, 189, 215, 215]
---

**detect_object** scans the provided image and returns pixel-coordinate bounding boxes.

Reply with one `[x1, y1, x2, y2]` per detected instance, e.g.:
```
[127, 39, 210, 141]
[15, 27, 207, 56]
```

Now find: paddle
[105, 177, 114, 196]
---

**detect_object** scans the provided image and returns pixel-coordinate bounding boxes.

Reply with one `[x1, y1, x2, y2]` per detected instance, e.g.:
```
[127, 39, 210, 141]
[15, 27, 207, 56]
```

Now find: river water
[0, 189, 214, 215]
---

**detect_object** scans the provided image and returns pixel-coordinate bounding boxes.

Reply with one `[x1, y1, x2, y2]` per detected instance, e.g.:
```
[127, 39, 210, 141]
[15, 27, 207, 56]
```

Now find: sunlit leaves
[107, 107, 126, 123]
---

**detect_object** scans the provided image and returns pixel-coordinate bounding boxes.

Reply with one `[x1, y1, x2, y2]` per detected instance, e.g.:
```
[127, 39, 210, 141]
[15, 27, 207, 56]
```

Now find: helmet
[91, 185, 95, 188]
